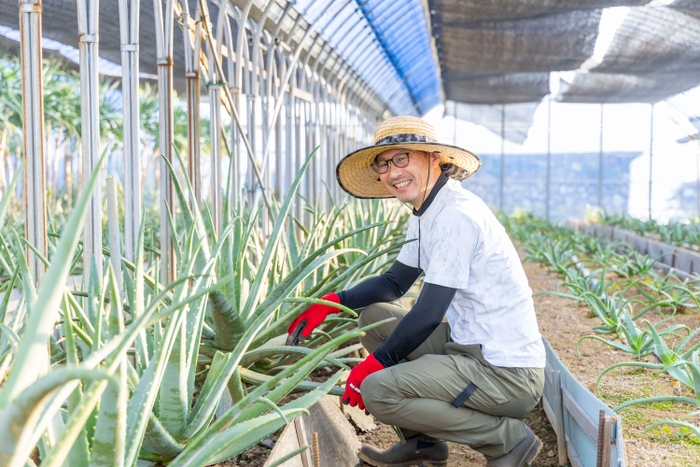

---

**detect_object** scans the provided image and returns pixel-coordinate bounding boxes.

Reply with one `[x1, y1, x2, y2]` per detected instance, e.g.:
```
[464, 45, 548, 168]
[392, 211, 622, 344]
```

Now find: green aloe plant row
[0, 146, 409, 466]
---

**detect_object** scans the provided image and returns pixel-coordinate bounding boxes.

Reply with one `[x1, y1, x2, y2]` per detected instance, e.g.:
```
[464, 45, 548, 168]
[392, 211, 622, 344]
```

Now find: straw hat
[336, 116, 482, 199]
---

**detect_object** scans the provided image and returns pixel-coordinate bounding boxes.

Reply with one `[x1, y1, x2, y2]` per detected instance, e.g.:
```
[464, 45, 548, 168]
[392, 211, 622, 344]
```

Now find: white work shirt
[396, 179, 546, 368]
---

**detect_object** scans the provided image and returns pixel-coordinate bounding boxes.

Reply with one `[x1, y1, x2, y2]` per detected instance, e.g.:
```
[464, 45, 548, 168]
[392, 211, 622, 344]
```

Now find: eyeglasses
[371, 152, 412, 174]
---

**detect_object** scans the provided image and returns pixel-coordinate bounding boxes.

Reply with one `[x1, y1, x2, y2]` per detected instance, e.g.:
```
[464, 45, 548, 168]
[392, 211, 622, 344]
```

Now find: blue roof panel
[294, 0, 441, 116]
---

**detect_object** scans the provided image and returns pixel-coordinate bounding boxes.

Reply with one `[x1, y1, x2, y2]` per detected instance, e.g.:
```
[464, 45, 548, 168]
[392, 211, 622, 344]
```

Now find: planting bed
[226, 217, 700, 467]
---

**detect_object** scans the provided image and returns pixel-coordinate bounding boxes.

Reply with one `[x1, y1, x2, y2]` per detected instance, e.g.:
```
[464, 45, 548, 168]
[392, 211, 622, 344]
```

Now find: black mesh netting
[555, 6, 700, 102]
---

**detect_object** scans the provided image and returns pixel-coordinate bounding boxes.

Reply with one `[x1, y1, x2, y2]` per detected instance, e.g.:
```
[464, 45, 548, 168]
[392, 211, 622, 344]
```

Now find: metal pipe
[118, 0, 141, 263]
[546, 96, 551, 220]
[499, 103, 505, 212]
[197, 0, 271, 211]
[76, 0, 102, 283]
[207, 0, 227, 233]
[649, 103, 654, 220]
[153, 0, 176, 283]
[181, 0, 203, 206]
[19, 0, 47, 286]
[598, 103, 603, 209]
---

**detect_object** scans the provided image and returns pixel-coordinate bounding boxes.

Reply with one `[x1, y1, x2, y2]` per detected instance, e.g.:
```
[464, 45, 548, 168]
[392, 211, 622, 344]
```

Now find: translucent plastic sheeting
[555, 6, 700, 103]
[294, 0, 441, 116]
[446, 100, 540, 144]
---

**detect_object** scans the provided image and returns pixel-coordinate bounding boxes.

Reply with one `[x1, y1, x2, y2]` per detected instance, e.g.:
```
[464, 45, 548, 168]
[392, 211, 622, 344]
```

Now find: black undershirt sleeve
[373, 283, 457, 368]
[337, 260, 422, 310]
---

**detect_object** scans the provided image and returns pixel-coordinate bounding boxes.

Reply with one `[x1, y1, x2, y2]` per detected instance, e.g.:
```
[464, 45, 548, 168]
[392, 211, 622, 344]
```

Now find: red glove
[342, 353, 385, 414]
[287, 293, 341, 344]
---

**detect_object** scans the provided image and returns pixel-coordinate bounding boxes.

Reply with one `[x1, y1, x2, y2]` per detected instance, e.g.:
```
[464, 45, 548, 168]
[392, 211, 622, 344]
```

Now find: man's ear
[430, 151, 441, 167]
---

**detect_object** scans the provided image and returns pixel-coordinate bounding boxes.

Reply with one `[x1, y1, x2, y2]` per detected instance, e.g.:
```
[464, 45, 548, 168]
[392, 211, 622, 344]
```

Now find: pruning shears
[286, 319, 308, 346]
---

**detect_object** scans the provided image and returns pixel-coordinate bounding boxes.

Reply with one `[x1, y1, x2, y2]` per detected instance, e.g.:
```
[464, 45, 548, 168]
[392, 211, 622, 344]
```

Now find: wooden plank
[562, 387, 599, 442]
[302, 396, 362, 467]
[294, 418, 312, 467]
[263, 420, 306, 467]
[602, 415, 615, 467]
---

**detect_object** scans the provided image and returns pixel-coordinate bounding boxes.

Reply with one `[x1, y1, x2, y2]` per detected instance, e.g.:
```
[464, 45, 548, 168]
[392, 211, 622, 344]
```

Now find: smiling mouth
[393, 179, 412, 189]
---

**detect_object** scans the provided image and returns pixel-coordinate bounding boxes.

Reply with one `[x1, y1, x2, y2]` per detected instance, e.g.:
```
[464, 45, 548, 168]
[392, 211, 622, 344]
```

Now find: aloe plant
[576, 310, 689, 359]
[0, 142, 413, 467]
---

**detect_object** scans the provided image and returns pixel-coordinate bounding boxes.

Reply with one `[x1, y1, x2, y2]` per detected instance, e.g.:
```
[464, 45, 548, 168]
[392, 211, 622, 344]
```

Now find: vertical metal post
[649, 103, 654, 220]
[696, 151, 700, 217]
[499, 103, 505, 212]
[598, 103, 604, 209]
[118, 0, 141, 263]
[182, 0, 202, 206]
[153, 0, 176, 283]
[546, 97, 551, 220]
[452, 101, 457, 146]
[19, 0, 47, 286]
[76, 0, 102, 282]
[207, 1, 225, 234]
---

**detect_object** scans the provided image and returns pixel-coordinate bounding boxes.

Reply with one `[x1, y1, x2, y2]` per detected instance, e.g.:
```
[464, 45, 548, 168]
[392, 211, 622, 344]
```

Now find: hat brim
[336, 142, 482, 199]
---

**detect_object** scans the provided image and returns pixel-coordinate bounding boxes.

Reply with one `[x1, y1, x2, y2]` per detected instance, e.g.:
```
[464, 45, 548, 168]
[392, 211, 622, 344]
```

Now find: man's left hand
[342, 353, 385, 414]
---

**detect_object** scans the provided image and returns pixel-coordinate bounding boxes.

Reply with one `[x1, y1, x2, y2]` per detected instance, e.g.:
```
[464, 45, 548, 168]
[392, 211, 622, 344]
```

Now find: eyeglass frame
[370, 151, 419, 174]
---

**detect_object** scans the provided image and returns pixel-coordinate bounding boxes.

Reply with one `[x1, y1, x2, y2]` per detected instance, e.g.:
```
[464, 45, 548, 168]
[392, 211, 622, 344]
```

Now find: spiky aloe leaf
[209, 290, 246, 351]
[0, 368, 115, 467]
[0, 151, 107, 411]
[644, 419, 700, 438]
[173, 373, 342, 467]
[90, 265, 127, 467]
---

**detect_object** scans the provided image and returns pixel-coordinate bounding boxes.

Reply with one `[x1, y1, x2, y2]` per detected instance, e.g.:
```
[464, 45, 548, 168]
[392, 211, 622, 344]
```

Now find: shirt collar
[412, 172, 448, 217]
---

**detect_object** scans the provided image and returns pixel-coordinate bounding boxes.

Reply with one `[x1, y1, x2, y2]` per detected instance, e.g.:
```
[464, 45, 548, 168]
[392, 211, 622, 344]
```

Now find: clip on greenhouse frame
[541, 338, 627, 467]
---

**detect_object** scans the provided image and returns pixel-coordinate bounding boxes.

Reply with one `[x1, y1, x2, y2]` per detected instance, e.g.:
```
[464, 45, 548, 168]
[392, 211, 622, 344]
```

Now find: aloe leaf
[596, 361, 662, 399]
[576, 335, 632, 358]
[176, 373, 342, 467]
[615, 395, 699, 412]
[282, 296, 358, 318]
[0, 162, 21, 233]
[90, 266, 127, 467]
[238, 367, 344, 396]
[644, 419, 700, 437]
[0, 151, 107, 411]
[0, 261, 19, 325]
[209, 289, 246, 351]
[0, 368, 115, 467]
[241, 149, 318, 319]
[265, 446, 309, 467]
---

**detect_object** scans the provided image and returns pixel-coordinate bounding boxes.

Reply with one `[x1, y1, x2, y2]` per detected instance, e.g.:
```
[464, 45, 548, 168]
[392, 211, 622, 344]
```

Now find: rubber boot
[485, 426, 542, 467]
[358, 436, 449, 467]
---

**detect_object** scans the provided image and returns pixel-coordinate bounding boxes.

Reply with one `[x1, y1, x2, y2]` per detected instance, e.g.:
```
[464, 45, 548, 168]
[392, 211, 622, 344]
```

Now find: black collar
[412, 172, 448, 217]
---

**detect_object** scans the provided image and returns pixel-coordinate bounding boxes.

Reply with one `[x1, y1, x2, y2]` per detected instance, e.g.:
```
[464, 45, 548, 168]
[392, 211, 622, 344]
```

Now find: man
[287, 116, 546, 467]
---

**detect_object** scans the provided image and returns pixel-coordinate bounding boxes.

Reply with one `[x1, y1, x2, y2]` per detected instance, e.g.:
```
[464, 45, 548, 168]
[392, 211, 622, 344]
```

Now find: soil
[225, 248, 700, 467]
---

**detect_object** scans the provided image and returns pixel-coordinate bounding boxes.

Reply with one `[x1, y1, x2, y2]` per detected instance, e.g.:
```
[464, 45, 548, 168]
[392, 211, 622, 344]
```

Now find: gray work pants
[360, 303, 545, 460]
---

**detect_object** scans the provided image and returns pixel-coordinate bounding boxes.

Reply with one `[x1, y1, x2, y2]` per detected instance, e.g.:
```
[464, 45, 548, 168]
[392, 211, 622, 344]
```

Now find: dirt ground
[225, 253, 700, 467]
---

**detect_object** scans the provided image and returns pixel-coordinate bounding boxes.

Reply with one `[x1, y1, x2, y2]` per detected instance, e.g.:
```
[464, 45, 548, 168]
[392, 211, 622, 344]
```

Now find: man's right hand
[286, 292, 341, 344]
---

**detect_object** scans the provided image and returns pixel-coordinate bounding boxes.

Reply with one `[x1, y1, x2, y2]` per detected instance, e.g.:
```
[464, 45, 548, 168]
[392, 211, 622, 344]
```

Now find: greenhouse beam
[118, 0, 141, 263]
[153, 0, 176, 284]
[76, 0, 103, 283]
[649, 103, 654, 221]
[19, 0, 47, 286]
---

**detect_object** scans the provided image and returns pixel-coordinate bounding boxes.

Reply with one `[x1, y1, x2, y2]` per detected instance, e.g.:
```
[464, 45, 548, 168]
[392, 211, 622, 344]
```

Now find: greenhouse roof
[2, 0, 700, 115]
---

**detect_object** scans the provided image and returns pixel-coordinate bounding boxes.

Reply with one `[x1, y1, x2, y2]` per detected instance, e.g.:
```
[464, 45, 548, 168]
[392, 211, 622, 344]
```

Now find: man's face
[376, 149, 440, 208]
